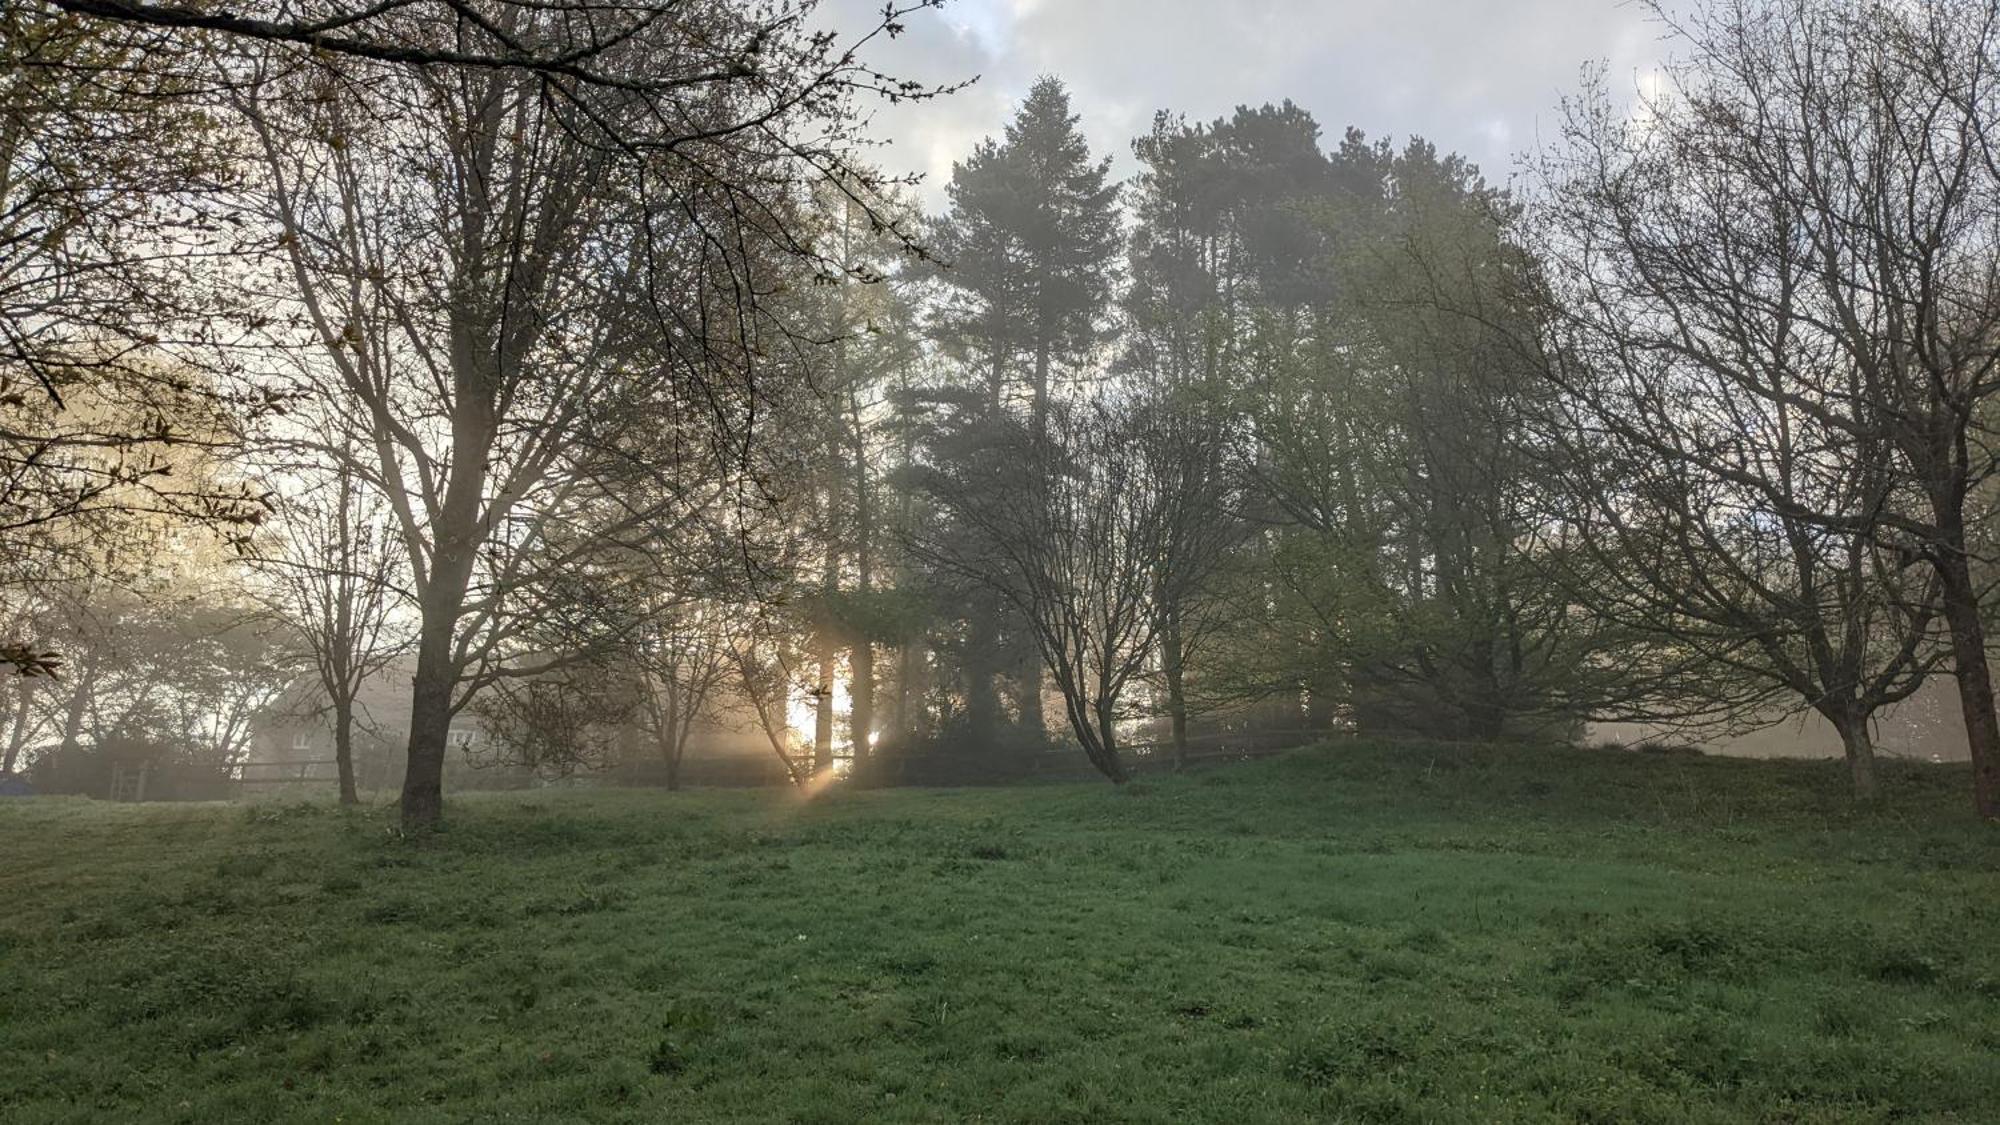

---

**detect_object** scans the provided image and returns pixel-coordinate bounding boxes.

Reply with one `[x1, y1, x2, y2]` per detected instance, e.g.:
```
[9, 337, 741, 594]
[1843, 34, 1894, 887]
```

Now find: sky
[837, 0, 1672, 207]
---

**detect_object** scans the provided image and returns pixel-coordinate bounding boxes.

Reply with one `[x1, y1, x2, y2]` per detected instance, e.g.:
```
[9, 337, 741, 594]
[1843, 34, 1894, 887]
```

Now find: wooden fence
[852, 727, 1338, 787]
[201, 728, 1338, 800]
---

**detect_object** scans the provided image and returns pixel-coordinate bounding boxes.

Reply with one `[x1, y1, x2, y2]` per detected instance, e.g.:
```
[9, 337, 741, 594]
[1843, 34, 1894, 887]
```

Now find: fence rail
[853, 727, 1340, 787]
[235, 759, 342, 785]
[200, 729, 1341, 801]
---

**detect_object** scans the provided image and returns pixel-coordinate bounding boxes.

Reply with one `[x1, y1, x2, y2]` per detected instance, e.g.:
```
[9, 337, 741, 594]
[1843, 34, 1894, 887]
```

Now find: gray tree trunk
[400, 527, 477, 828]
[333, 694, 359, 806]
[1163, 613, 1189, 770]
[813, 643, 835, 774]
[1830, 711, 1880, 804]
[966, 614, 1001, 743]
[3, 681, 33, 775]
[1938, 566, 2000, 817]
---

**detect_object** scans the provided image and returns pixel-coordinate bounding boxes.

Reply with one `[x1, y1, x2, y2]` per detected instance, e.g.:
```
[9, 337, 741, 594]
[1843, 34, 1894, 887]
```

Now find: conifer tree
[932, 76, 1119, 431]
[927, 76, 1119, 738]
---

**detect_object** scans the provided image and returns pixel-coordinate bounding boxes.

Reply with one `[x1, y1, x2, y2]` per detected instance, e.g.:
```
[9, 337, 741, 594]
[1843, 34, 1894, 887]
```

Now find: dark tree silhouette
[1530, 0, 2000, 817]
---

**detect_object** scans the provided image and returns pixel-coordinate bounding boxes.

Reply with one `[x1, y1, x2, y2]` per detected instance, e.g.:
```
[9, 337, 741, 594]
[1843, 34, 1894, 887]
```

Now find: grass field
[2, 742, 1998, 1124]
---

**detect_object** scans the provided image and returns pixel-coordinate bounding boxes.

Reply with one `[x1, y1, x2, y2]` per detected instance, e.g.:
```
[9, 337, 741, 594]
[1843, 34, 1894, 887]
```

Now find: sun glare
[782, 674, 865, 783]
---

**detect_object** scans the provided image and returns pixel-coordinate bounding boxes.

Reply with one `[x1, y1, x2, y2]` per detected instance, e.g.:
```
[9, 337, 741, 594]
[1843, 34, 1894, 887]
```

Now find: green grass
[2, 742, 1998, 1123]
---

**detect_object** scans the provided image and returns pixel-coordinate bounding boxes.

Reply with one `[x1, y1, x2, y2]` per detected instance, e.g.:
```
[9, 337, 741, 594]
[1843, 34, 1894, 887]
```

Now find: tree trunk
[1092, 697, 1129, 784]
[1163, 615, 1189, 770]
[333, 694, 359, 806]
[850, 640, 874, 765]
[1829, 711, 1880, 804]
[396, 303, 493, 828]
[1018, 341, 1052, 741]
[3, 680, 33, 775]
[1304, 670, 1338, 731]
[966, 612, 1001, 745]
[1031, 343, 1051, 437]
[1465, 694, 1508, 743]
[56, 665, 90, 757]
[400, 534, 475, 829]
[892, 640, 916, 744]
[850, 443, 875, 764]
[1017, 648, 1046, 738]
[813, 641, 835, 774]
[1464, 633, 1509, 742]
[661, 684, 682, 791]
[815, 466, 841, 773]
[399, 616, 456, 829]
[1934, 548, 2000, 818]
[1057, 687, 1128, 784]
[330, 460, 362, 809]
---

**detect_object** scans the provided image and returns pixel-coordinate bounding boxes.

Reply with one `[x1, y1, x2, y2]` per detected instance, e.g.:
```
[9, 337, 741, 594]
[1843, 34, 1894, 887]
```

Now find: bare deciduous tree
[226, 1, 950, 827]
[2, 10, 271, 676]
[632, 603, 732, 790]
[915, 397, 1240, 782]
[253, 444, 407, 805]
[1539, 369, 1945, 800]
[1530, 0, 2000, 815]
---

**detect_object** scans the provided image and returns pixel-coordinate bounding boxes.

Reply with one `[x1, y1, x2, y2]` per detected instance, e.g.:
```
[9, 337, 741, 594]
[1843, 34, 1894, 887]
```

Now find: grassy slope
[2, 742, 1997, 1124]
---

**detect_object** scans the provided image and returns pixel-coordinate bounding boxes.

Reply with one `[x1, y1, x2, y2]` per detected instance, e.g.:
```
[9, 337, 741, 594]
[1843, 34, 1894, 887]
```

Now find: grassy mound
[2, 742, 1996, 1122]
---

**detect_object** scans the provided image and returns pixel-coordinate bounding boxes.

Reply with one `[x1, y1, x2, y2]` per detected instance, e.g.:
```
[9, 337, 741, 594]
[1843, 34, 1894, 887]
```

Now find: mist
[4, 1, 1999, 1119]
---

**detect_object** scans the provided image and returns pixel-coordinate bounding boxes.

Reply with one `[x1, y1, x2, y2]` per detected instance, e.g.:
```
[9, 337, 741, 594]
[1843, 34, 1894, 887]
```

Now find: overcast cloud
[837, 0, 1671, 206]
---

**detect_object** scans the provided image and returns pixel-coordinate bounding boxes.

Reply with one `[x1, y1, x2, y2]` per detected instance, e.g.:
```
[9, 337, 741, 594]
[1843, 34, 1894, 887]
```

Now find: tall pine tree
[932, 76, 1119, 431]
[927, 76, 1119, 738]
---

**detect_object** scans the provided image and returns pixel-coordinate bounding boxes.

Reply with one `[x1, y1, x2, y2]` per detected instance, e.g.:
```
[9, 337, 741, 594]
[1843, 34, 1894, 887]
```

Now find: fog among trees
[11, 3, 2000, 1120]
[7, 0, 2000, 826]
